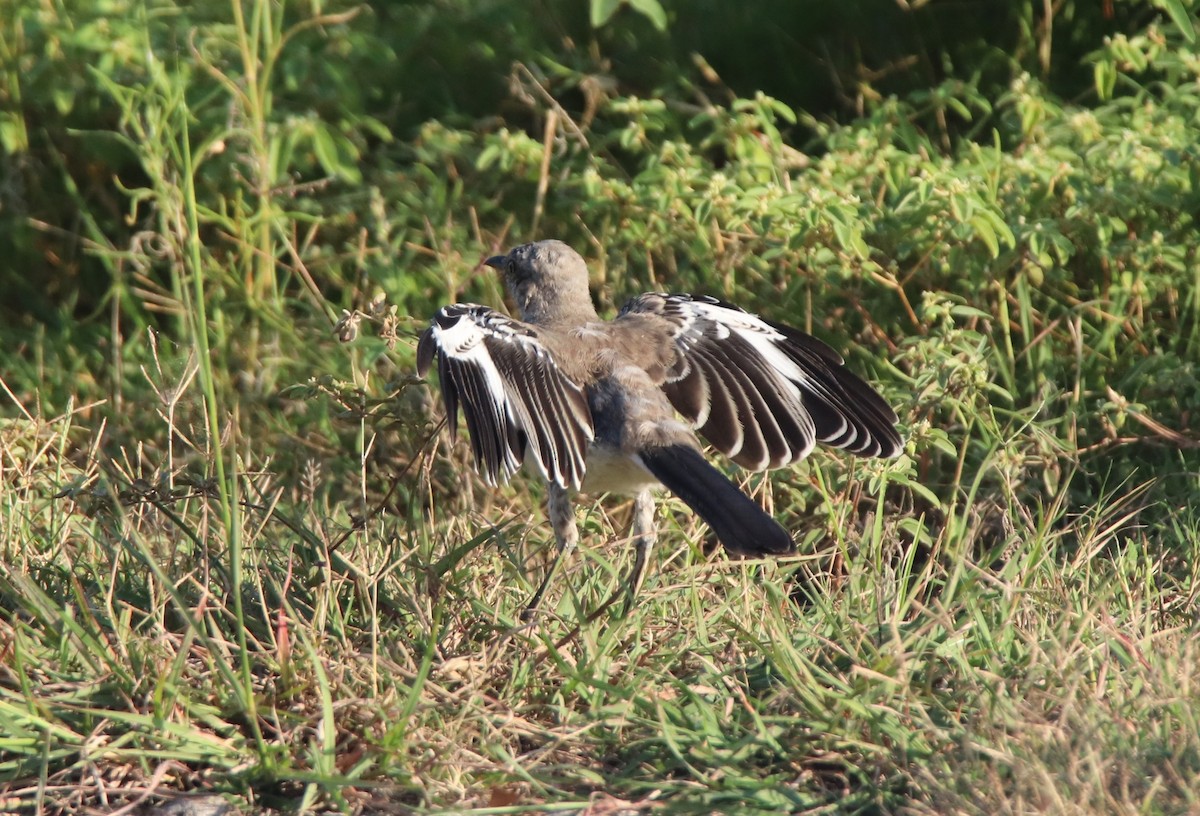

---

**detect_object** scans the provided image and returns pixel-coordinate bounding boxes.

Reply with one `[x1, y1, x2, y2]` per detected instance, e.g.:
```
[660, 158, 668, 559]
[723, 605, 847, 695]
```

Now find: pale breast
[579, 442, 662, 495]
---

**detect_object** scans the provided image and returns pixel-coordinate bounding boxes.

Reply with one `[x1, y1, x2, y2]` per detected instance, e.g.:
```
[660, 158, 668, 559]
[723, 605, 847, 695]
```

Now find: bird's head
[484, 240, 597, 326]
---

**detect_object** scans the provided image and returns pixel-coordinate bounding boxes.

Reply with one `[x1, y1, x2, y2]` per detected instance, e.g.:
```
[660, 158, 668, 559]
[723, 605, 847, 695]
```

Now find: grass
[3, 1, 1200, 813]
[2, 334, 1198, 813]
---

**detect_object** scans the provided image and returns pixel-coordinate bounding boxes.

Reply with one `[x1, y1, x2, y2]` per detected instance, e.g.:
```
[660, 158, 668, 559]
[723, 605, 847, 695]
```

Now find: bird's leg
[622, 489, 658, 613]
[521, 482, 578, 622]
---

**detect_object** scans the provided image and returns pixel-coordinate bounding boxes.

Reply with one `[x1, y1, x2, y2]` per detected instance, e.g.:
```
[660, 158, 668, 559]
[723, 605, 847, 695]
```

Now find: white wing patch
[619, 294, 901, 469]
[418, 304, 594, 490]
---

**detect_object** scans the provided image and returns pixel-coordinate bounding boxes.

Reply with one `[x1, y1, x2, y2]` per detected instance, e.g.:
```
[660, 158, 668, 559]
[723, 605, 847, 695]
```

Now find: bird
[416, 239, 902, 619]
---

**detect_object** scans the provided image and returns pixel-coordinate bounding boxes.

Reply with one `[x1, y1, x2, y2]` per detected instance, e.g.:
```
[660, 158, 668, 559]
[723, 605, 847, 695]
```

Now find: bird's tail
[638, 445, 795, 556]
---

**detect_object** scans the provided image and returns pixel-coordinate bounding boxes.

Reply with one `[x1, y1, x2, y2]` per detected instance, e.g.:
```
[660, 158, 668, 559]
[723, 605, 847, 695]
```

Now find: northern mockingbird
[417, 240, 902, 618]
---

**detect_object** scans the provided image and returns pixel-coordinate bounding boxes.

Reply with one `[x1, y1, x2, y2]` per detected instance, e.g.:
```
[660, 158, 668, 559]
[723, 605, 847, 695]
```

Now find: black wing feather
[418, 304, 594, 489]
[620, 293, 902, 468]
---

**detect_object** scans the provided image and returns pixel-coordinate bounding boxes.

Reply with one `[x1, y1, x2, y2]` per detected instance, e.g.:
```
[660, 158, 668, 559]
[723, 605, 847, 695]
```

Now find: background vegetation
[2, 0, 1198, 813]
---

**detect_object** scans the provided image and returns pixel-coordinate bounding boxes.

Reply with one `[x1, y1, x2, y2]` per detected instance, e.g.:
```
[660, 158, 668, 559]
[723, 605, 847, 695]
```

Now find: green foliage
[1, 0, 1199, 813]
[591, 0, 668, 32]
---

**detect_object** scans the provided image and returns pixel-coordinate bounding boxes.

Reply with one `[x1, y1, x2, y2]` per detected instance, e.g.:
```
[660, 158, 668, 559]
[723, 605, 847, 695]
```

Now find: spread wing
[417, 304, 594, 490]
[619, 293, 902, 470]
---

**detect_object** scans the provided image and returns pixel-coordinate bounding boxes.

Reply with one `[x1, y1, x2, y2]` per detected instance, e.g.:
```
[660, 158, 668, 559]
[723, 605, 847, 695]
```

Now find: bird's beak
[483, 254, 506, 270]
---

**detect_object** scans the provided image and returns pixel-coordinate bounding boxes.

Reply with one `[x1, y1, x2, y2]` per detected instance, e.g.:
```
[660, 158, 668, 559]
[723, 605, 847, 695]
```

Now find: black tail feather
[639, 445, 794, 556]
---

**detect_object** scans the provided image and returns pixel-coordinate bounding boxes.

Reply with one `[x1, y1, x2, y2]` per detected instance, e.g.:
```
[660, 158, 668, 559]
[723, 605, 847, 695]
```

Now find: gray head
[484, 240, 598, 326]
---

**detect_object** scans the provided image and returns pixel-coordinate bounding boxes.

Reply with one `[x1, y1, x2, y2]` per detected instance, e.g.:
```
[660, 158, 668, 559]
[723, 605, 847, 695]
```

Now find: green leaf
[969, 214, 999, 258]
[831, 219, 869, 260]
[310, 125, 362, 184]
[0, 118, 27, 154]
[1155, 0, 1197, 43]
[311, 125, 339, 177]
[949, 304, 993, 320]
[928, 430, 959, 458]
[628, 0, 668, 30]
[1093, 59, 1116, 102]
[590, 0, 621, 28]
